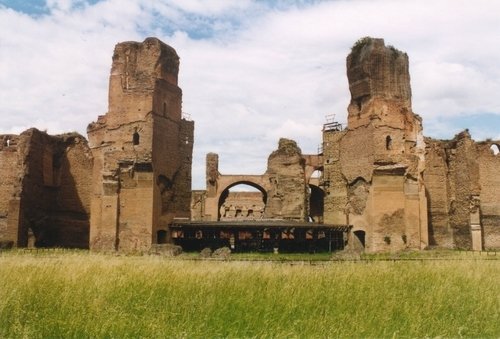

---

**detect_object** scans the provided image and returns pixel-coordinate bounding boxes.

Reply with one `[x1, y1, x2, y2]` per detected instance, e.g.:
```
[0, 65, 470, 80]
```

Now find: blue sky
[1, 0, 499, 189]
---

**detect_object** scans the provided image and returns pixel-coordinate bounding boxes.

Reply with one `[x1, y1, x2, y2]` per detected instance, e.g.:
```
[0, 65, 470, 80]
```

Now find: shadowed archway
[217, 181, 267, 221]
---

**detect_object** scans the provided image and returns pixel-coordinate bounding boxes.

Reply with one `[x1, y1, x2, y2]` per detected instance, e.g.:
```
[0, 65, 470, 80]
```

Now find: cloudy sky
[1, 0, 499, 189]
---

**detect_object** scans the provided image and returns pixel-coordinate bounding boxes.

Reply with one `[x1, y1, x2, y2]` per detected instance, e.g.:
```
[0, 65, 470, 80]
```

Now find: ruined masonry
[0, 131, 92, 248]
[87, 38, 193, 251]
[0, 37, 499, 252]
[0, 38, 194, 251]
[191, 38, 500, 252]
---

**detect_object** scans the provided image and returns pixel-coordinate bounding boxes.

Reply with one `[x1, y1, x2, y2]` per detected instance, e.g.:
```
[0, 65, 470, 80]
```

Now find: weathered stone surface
[323, 37, 427, 253]
[1, 36, 498, 253]
[87, 37, 194, 252]
[347, 37, 411, 128]
[193, 37, 498, 253]
[0, 38, 195, 252]
[220, 191, 265, 220]
[213, 246, 231, 259]
[0, 129, 92, 248]
[425, 132, 500, 250]
[478, 142, 500, 249]
[194, 138, 319, 222]
[265, 138, 308, 220]
[200, 247, 212, 258]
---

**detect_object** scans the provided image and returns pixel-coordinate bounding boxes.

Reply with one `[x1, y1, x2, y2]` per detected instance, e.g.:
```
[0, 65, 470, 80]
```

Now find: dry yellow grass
[0, 250, 499, 338]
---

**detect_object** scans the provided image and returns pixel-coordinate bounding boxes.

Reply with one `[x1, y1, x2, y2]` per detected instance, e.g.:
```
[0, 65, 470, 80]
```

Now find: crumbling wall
[197, 138, 309, 222]
[50, 134, 92, 248]
[156, 119, 194, 220]
[322, 37, 427, 252]
[477, 142, 500, 249]
[0, 129, 92, 248]
[265, 138, 308, 220]
[346, 37, 412, 130]
[0, 135, 22, 246]
[447, 131, 480, 248]
[424, 138, 454, 247]
[205, 153, 219, 197]
[190, 190, 206, 221]
[445, 131, 480, 248]
[88, 37, 193, 252]
[322, 129, 348, 225]
[425, 131, 483, 249]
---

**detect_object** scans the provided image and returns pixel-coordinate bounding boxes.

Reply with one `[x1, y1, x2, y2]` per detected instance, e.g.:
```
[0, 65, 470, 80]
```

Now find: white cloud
[1, 0, 500, 189]
[165, 0, 253, 15]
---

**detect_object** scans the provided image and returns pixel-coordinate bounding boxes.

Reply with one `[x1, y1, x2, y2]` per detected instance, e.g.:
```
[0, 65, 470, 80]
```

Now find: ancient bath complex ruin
[1, 37, 499, 252]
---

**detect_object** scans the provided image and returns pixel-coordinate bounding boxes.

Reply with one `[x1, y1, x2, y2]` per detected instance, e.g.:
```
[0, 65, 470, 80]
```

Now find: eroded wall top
[347, 37, 411, 108]
[347, 37, 412, 129]
[111, 37, 180, 90]
[88, 37, 181, 132]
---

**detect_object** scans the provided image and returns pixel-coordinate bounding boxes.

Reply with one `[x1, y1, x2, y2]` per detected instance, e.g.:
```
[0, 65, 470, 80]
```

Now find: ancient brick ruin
[0, 37, 193, 251]
[191, 38, 500, 252]
[0, 130, 92, 248]
[0, 37, 498, 252]
[87, 38, 193, 252]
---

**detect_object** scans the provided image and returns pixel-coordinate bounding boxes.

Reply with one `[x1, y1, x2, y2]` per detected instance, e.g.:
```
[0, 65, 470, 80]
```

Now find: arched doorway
[353, 230, 366, 248]
[218, 182, 267, 221]
[309, 184, 324, 222]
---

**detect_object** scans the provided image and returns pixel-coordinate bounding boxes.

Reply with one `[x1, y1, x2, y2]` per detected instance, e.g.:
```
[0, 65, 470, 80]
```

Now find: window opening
[133, 131, 140, 145]
[386, 135, 392, 150]
[490, 144, 500, 155]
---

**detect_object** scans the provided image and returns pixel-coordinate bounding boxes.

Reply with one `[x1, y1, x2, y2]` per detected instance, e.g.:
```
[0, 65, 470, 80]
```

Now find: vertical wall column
[470, 195, 482, 251]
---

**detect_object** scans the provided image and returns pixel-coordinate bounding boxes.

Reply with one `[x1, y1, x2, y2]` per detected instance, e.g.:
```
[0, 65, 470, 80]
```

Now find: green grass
[218, 251, 333, 261]
[0, 250, 499, 338]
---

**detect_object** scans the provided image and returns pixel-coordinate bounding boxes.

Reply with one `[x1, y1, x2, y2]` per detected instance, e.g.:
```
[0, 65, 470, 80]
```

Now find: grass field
[0, 250, 499, 338]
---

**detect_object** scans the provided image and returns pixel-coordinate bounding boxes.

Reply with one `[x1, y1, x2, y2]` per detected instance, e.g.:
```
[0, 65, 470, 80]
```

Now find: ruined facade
[193, 37, 500, 252]
[1, 36, 498, 252]
[191, 139, 323, 223]
[0, 38, 193, 251]
[425, 133, 500, 250]
[320, 38, 499, 251]
[321, 38, 428, 252]
[0, 130, 92, 248]
[87, 37, 193, 252]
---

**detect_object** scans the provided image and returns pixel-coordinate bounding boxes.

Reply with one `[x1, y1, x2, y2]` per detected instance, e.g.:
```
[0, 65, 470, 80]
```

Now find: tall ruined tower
[88, 37, 194, 251]
[322, 38, 428, 252]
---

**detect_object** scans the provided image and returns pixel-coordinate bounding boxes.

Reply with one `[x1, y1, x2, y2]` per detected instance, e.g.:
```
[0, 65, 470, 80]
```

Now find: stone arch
[217, 181, 267, 221]
[310, 169, 322, 178]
